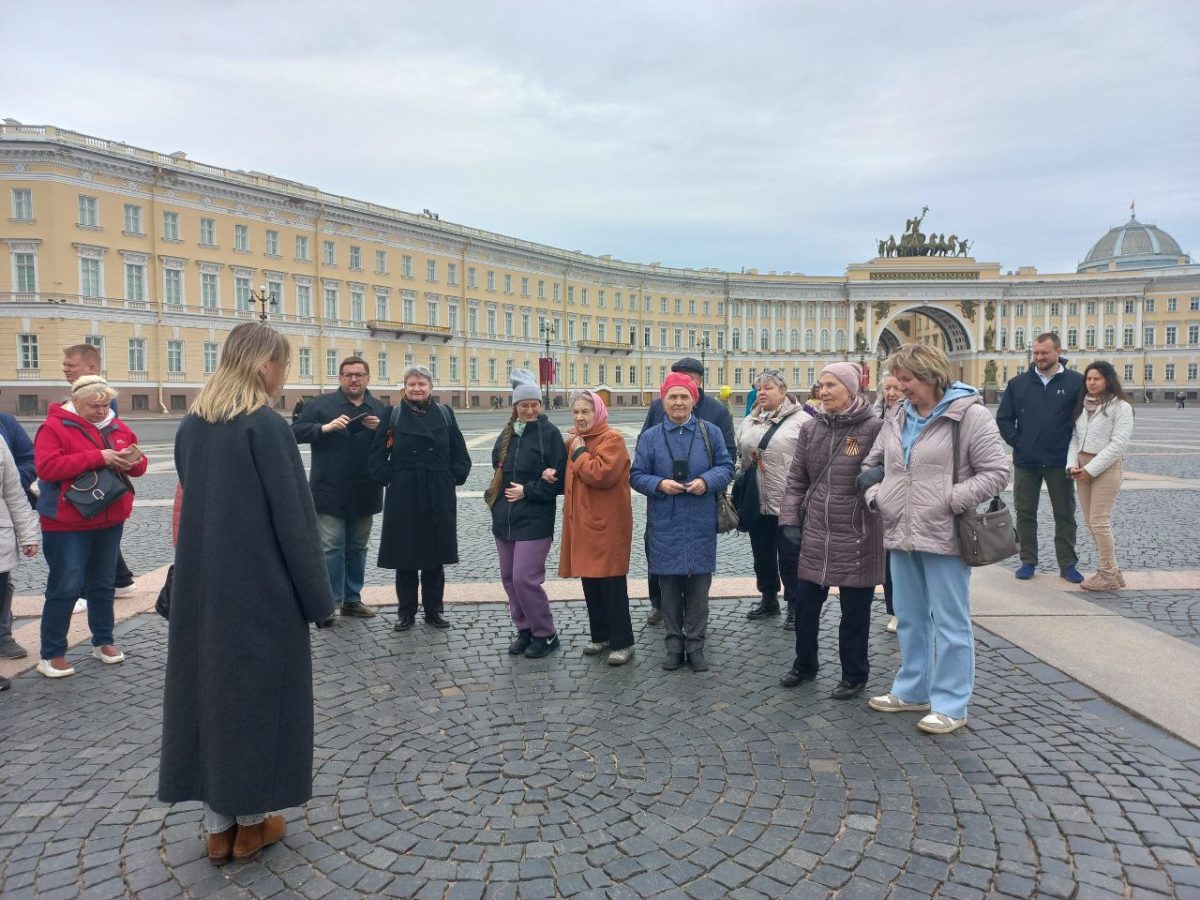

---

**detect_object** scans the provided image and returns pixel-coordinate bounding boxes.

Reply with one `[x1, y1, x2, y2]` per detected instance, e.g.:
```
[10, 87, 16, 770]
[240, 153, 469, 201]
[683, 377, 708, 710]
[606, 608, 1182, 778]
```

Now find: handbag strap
[799, 427, 844, 516]
[751, 419, 784, 465]
[951, 414, 1000, 503]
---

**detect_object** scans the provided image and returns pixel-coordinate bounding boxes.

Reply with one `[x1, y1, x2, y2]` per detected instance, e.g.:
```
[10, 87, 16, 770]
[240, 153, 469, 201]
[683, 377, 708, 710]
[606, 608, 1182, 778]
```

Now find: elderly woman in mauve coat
[159, 323, 334, 866]
[558, 389, 635, 666]
[861, 343, 1008, 735]
[778, 362, 884, 702]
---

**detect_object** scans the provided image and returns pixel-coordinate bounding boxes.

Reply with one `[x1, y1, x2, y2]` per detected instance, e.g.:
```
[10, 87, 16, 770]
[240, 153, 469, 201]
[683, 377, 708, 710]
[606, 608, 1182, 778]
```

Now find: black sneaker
[316, 616, 337, 629]
[779, 668, 815, 687]
[747, 598, 780, 620]
[661, 652, 685, 671]
[831, 680, 867, 700]
[393, 614, 415, 632]
[524, 633, 559, 659]
[507, 630, 533, 655]
[0, 639, 28, 659]
[783, 605, 796, 631]
[687, 650, 709, 672]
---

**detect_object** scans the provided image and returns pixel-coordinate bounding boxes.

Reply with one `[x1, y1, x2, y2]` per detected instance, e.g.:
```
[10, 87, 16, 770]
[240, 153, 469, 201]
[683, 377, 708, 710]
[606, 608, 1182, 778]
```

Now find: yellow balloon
[718, 385, 733, 401]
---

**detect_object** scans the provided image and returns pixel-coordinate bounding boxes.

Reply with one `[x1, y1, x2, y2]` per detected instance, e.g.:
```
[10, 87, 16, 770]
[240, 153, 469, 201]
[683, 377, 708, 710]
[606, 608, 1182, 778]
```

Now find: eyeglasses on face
[340, 372, 368, 380]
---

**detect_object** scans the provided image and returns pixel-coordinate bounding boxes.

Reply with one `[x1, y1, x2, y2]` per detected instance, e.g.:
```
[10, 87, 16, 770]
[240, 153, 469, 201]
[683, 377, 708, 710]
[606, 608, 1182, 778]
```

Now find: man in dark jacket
[639, 357, 736, 624]
[995, 333, 1085, 582]
[292, 356, 387, 618]
[0, 412, 34, 668]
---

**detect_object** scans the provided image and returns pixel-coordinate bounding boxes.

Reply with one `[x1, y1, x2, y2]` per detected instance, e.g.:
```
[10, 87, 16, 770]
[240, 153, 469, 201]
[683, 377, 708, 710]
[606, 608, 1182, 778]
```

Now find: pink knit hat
[819, 362, 863, 398]
[661, 372, 699, 403]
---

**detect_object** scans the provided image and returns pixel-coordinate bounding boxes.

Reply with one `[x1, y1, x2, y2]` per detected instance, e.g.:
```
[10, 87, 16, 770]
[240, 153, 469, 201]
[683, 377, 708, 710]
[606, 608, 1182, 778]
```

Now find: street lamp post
[539, 319, 557, 408]
[697, 333, 711, 381]
[248, 284, 276, 322]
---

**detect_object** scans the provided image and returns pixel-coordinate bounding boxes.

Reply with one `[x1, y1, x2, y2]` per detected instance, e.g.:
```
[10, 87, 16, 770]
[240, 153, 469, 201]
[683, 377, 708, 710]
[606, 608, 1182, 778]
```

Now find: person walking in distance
[996, 333, 1086, 582]
[292, 356, 386, 621]
[58, 344, 136, 603]
[369, 366, 471, 631]
[639, 357, 735, 625]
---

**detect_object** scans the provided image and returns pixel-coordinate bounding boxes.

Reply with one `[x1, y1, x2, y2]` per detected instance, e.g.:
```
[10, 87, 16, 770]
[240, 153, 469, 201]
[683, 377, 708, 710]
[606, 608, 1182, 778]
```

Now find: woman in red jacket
[34, 375, 147, 678]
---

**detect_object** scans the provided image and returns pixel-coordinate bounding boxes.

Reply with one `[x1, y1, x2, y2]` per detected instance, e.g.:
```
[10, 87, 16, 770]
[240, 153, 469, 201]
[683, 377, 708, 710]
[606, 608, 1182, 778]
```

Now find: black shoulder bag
[730, 419, 783, 533]
[63, 427, 134, 519]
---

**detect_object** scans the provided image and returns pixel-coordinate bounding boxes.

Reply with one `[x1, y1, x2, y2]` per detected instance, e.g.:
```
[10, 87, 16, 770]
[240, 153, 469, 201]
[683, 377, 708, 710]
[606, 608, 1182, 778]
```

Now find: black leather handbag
[731, 419, 783, 533]
[64, 464, 132, 518]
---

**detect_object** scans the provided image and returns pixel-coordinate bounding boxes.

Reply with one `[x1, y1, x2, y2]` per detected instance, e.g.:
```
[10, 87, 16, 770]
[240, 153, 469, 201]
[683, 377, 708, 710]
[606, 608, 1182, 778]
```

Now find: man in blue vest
[639, 357, 736, 624]
[996, 333, 1086, 582]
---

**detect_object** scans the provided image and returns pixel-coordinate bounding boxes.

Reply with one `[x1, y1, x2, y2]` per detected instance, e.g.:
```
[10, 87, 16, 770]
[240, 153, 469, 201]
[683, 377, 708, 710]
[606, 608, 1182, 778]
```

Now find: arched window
[598, 363, 607, 383]
[775, 329, 784, 350]
[999, 327, 1008, 350]
[731, 329, 741, 351]
[1067, 327, 1078, 350]
[804, 329, 815, 352]
[789, 328, 799, 351]
[760, 329, 770, 351]
[835, 329, 846, 352]
[1104, 325, 1115, 349]
[1085, 325, 1097, 349]
[745, 328, 754, 350]
[1014, 327, 1026, 350]
[820, 329, 831, 352]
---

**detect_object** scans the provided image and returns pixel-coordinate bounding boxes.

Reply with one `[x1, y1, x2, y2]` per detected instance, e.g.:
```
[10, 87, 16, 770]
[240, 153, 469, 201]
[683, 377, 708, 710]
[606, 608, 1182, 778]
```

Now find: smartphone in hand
[122, 444, 145, 463]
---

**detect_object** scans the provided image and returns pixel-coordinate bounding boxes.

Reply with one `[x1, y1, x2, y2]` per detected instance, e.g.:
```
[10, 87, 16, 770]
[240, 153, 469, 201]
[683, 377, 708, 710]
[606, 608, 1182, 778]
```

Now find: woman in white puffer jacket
[1067, 361, 1134, 592]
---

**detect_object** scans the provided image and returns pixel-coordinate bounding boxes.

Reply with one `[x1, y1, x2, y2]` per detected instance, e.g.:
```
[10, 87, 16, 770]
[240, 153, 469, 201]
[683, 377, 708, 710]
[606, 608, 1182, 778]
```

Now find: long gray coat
[159, 407, 334, 817]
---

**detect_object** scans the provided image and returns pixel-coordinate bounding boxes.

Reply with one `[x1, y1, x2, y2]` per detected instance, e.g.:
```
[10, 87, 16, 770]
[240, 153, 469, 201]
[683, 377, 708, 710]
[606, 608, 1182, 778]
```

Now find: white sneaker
[868, 693, 930, 713]
[917, 712, 968, 735]
[73, 598, 87, 614]
[607, 647, 634, 666]
[114, 584, 136, 598]
[582, 641, 609, 656]
[92, 646, 125, 665]
[885, 616, 898, 633]
[37, 658, 76, 678]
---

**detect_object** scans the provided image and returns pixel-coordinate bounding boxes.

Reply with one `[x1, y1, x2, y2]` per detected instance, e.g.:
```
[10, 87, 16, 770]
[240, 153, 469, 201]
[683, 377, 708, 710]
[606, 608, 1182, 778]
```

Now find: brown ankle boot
[207, 825, 237, 865]
[231, 814, 286, 861]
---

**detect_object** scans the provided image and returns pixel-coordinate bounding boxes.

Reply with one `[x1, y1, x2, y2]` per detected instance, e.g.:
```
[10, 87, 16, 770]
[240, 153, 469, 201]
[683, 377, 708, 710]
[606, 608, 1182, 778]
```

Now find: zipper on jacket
[504, 428, 525, 541]
[819, 426, 836, 584]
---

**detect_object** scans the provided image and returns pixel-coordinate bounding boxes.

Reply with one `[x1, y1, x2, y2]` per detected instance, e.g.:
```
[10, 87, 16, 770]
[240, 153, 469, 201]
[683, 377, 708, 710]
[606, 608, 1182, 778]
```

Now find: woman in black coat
[158, 323, 335, 866]
[369, 366, 471, 632]
[486, 370, 566, 659]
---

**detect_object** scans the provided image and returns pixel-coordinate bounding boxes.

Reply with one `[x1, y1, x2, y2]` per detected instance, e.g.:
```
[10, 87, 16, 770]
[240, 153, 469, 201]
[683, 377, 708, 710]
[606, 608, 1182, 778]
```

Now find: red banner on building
[539, 357, 554, 384]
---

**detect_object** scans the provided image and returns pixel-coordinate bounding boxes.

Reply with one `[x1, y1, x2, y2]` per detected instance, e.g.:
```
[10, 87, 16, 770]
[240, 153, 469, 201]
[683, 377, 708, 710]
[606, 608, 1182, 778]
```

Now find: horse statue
[885, 234, 897, 257]
[946, 235, 958, 256]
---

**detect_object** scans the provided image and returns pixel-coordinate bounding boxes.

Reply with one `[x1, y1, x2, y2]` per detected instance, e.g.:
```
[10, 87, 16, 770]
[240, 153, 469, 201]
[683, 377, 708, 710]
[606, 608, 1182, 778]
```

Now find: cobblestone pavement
[10, 407, 1199, 595]
[1082, 590, 1200, 649]
[3, 601, 1200, 899]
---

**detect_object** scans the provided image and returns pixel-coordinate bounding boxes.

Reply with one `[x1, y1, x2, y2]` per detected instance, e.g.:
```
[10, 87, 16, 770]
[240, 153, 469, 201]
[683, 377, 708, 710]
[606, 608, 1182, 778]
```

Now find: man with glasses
[293, 357, 387, 619]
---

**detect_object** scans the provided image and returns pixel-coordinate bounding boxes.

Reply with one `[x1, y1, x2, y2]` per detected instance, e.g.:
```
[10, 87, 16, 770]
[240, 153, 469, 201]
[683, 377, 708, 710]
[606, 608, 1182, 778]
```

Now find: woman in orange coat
[558, 390, 635, 665]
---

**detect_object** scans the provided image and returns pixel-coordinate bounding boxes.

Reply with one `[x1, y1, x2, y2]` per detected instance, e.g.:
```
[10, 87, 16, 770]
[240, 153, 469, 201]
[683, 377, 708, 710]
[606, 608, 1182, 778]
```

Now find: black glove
[782, 525, 802, 546]
[855, 466, 885, 493]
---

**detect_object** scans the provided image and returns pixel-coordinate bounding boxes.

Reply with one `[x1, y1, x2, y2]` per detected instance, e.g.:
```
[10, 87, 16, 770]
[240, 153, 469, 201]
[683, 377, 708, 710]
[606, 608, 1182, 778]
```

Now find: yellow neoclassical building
[1, 122, 1196, 416]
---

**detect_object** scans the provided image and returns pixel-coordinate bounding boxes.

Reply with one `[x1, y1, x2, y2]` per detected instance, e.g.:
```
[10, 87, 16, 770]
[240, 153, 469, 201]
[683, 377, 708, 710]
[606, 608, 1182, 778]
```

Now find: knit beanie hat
[510, 369, 541, 403]
[819, 362, 862, 398]
[576, 389, 609, 431]
[661, 372, 699, 403]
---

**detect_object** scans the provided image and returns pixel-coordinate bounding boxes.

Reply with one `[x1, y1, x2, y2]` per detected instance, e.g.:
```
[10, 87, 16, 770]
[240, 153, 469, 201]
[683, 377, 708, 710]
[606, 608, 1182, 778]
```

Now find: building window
[467, 267, 477, 289]
[326, 350, 339, 378]
[377, 351, 389, 381]
[375, 292, 388, 320]
[236, 276, 252, 311]
[203, 342, 218, 374]
[427, 260, 437, 282]
[448, 305, 458, 332]
[487, 308, 497, 336]
[13, 252, 36, 293]
[403, 295, 415, 323]
[268, 280, 283, 310]
[1191, 297, 1200, 312]
[504, 310, 514, 337]
[468, 307, 478, 334]
[1014, 328, 1025, 350]
[1167, 298, 1177, 312]
[10, 188, 32, 221]
[1086, 301, 1096, 315]
[200, 218, 216, 246]
[297, 284, 312, 318]
[323, 241, 336, 266]
[167, 340, 184, 374]
[504, 274, 513, 294]
[1189, 324, 1199, 346]
[325, 287, 338, 321]
[488, 358, 497, 384]
[201, 273, 219, 309]
[449, 355, 458, 382]
[128, 339, 146, 372]
[78, 195, 99, 227]
[163, 269, 183, 306]
[265, 229, 279, 256]
[234, 224, 249, 251]
[1166, 326, 1177, 347]
[1145, 298, 1155, 313]
[1144, 364, 1153, 382]
[1189, 363, 1198, 381]
[298, 347, 311, 377]
[1165, 364, 1176, 382]
[163, 211, 180, 241]
[1125, 300, 1136, 314]
[17, 334, 38, 369]
[123, 204, 143, 234]
[295, 236, 309, 261]
[469, 358, 478, 384]
[1103, 326, 1115, 349]
[124, 263, 145, 302]
[349, 246, 361, 269]
[376, 250, 388, 275]
[350, 290, 364, 322]
[446, 262, 458, 285]
[1085, 326, 1096, 349]
[820, 329, 831, 352]
[1124, 325, 1135, 347]
[80, 257, 102, 298]
[402, 255, 413, 278]
[487, 271, 496, 292]
[1066, 327, 1078, 350]
[1124, 364, 1134, 382]
[1144, 326, 1156, 347]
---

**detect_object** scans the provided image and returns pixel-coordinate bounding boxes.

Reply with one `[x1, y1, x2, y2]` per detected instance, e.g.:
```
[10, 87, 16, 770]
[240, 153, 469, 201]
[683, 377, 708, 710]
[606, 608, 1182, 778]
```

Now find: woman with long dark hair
[1067, 361, 1134, 591]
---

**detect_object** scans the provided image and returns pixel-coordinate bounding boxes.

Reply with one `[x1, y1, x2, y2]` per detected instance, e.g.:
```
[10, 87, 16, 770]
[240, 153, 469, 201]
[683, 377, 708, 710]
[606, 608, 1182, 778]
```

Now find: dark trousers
[41, 525, 123, 660]
[0, 576, 14, 643]
[748, 515, 801, 604]
[115, 549, 133, 588]
[395, 566, 445, 617]
[659, 574, 712, 655]
[883, 551, 894, 616]
[645, 530, 661, 610]
[1013, 464, 1078, 568]
[793, 580, 873, 684]
[582, 576, 634, 651]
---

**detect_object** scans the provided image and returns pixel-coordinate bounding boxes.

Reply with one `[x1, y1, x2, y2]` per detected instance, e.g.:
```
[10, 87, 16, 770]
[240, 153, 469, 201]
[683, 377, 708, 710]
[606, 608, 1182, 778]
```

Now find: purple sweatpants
[496, 537, 556, 638]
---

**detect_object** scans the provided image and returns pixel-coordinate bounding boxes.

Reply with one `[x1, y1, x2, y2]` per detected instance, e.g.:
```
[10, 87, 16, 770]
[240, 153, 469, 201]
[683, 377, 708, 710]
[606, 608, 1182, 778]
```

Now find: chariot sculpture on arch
[877, 207, 971, 258]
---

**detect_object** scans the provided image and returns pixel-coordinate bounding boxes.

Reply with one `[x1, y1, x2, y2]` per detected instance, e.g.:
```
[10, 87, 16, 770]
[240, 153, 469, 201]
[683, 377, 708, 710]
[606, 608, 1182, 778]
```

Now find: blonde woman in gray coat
[861, 344, 1008, 735]
[735, 370, 813, 628]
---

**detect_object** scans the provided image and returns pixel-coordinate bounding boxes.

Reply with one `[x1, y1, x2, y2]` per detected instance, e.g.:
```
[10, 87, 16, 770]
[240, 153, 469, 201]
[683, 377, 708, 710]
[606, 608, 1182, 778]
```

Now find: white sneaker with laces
[868, 693, 930, 713]
[73, 598, 87, 614]
[917, 712, 968, 734]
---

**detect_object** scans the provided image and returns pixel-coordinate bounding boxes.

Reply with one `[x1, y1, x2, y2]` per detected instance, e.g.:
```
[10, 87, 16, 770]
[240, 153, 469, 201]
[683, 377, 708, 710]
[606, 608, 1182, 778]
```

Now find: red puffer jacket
[34, 403, 148, 532]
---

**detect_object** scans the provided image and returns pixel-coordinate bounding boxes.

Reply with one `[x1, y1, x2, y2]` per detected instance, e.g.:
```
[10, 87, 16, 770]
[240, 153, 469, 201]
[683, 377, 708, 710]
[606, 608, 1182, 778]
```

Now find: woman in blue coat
[632, 373, 734, 672]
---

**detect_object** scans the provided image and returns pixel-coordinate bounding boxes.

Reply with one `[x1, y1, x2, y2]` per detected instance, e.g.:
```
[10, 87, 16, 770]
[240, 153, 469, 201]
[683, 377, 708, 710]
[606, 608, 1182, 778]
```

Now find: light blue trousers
[889, 550, 974, 720]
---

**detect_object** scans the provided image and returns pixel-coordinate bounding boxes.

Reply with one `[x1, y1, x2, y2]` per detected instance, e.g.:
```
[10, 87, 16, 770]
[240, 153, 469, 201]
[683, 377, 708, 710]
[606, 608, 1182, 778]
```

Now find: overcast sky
[4, 1, 1198, 275]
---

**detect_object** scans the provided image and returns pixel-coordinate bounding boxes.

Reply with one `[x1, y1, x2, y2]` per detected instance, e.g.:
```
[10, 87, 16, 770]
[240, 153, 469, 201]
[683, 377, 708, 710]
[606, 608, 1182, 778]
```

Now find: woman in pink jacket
[861, 345, 1008, 735]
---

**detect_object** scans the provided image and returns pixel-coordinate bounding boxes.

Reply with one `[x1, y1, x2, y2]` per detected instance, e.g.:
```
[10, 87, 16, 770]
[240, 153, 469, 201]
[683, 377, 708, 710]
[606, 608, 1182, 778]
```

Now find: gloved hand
[855, 466, 885, 493]
[782, 525, 802, 546]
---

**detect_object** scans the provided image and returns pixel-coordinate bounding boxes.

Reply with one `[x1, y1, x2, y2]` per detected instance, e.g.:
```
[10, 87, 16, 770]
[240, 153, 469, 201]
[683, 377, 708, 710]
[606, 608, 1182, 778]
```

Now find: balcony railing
[367, 320, 453, 342]
[16, 368, 41, 380]
[577, 339, 634, 355]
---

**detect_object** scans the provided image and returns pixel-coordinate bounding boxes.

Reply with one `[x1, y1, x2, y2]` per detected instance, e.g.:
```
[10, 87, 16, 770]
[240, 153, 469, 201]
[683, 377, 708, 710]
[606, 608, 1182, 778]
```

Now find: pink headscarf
[577, 389, 609, 431]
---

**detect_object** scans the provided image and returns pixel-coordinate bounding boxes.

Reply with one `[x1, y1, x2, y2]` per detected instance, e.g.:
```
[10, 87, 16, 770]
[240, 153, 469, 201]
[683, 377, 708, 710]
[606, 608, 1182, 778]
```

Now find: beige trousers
[1076, 452, 1122, 577]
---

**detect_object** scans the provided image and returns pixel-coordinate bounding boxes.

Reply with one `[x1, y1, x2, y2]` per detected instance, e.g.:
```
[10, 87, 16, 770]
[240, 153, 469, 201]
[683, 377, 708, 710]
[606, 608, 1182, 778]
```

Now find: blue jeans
[41, 525, 124, 660]
[316, 514, 373, 606]
[888, 550, 974, 720]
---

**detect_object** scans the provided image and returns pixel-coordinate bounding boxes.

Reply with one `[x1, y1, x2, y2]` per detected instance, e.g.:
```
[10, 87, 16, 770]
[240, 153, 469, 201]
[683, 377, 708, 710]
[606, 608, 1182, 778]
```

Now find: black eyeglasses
[341, 372, 368, 380]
